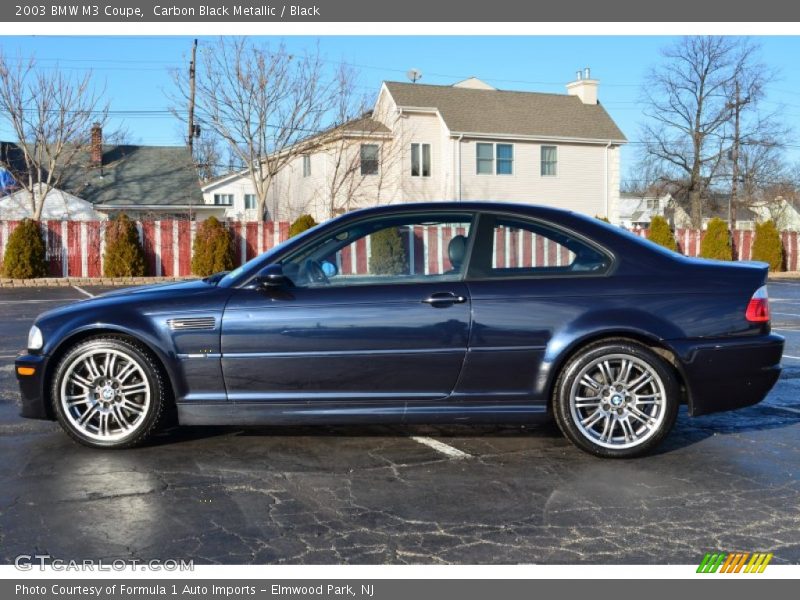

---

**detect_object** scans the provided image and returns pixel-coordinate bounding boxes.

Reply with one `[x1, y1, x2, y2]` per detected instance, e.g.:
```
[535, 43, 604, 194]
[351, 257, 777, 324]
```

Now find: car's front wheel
[553, 340, 679, 458]
[52, 336, 167, 449]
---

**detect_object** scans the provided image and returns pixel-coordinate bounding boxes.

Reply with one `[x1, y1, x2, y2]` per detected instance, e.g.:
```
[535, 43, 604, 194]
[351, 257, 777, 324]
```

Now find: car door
[455, 212, 613, 404]
[220, 211, 476, 403]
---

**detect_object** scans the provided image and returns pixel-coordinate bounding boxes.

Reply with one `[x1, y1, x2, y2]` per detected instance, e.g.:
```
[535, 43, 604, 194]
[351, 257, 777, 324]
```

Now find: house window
[360, 144, 379, 176]
[411, 143, 431, 177]
[645, 198, 657, 210]
[496, 144, 513, 175]
[213, 194, 233, 206]
[541, 146, 557, 176]
[244, 194, 257, 210]
[477, 143, 514, 175]
[476, 143, 494, 174]
[302, 155, 311, 178]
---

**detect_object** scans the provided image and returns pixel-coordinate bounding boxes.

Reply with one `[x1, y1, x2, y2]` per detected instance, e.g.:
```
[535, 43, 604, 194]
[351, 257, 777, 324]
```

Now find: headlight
[27, 325, 43, 351]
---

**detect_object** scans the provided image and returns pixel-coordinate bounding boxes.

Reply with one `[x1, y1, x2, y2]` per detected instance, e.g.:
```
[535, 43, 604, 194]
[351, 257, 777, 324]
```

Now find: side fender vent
[167, 316, 216, 331]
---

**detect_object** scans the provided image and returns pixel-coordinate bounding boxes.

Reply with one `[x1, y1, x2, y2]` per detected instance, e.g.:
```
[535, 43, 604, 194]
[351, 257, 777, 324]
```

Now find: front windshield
[217, 217, 332, 287]
[216, 235, 294, 287]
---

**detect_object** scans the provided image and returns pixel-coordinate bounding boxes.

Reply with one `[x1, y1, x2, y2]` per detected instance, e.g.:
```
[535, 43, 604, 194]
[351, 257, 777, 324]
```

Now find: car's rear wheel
[52, 336, 166, 449]
[553, 340, 679, 458]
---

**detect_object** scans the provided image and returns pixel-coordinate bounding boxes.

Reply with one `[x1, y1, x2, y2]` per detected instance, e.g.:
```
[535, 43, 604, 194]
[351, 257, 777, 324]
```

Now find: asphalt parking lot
[0, 283, 799, 565]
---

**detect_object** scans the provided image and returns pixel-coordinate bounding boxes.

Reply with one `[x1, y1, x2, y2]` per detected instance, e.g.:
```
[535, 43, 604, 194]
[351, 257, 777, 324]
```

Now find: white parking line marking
[0, 354, 18, 359]
[0, 299, 72, 304]
[410, 436, 471, 459]
[72, 285, 95, 298]
[782, 355, 800, 360]
[773, 312, 800, 318]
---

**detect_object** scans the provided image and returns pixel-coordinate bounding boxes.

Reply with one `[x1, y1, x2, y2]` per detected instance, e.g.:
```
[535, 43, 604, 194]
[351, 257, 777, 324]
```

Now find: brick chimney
[566, 67, 599, 105]
[90, 122, 103, 167]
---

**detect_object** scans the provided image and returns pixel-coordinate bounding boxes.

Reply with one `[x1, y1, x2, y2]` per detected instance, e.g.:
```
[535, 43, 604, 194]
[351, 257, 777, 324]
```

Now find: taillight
[745, 285, 770, 323]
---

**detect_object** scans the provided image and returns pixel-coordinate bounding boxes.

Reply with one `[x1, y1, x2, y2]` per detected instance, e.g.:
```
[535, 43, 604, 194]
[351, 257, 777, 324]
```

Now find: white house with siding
[202, 71, 627, 223]
[617, 192, 673, 228]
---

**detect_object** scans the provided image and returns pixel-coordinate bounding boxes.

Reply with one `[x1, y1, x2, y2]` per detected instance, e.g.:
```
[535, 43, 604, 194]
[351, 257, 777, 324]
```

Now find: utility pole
[187, 38, 198, 155]
[727, 79, 750, 230]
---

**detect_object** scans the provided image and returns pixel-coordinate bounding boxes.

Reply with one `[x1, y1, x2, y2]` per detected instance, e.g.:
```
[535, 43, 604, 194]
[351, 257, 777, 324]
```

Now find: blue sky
[2, 35, 800, 181]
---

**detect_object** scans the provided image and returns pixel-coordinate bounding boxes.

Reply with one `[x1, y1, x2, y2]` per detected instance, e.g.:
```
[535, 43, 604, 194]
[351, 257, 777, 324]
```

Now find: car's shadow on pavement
[653, 404, 800, 455]
[140, 403, 800, 458]
[147, 420, 565, 446]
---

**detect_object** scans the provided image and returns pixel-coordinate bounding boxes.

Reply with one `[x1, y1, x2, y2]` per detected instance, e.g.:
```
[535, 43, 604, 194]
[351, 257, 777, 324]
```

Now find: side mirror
[252, 264, 292, 289]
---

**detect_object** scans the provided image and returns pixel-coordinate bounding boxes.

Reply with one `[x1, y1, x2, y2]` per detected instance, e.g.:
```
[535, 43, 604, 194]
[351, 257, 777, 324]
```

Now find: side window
[281, 213, 474, 287]
[468, 214, 611, 278]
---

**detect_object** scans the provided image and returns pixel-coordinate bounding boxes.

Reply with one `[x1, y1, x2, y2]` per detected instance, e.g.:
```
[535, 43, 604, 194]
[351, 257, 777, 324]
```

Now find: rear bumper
[669, 334, 784, 417]
[15, 353, 51, 420]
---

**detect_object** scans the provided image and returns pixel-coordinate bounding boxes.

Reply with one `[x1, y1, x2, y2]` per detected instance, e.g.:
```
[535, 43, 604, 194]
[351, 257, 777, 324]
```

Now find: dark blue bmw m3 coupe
[15, 202, 784, 457]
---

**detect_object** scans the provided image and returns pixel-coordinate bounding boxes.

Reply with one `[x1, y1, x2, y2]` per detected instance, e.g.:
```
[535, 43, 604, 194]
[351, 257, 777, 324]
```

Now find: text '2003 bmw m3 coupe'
[16, 202, 784, 457]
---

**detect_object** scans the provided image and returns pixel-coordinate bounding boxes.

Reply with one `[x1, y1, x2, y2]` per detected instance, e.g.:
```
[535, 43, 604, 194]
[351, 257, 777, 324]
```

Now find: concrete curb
[0, 276, 197, 288]
[769, 272, 800, 281]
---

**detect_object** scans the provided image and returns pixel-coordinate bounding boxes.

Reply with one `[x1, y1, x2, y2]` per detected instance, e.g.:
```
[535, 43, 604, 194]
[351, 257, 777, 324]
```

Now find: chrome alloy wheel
[58, 348, 151, 442]
[568, 353, 667, 450]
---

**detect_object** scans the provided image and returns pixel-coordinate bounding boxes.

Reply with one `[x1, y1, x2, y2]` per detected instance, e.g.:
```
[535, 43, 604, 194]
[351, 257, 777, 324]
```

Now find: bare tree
[0, 53, 108, 220]
[320, 128, 398, 219]
[298, 64, 402, 219]
[732, 145, 796, 228]
[171, 38, 340, 220]
[641, 36, 747, 228]
[193, 133, 224, 183]
[621, 151, 680, 198]
[720, 42, 787, 227]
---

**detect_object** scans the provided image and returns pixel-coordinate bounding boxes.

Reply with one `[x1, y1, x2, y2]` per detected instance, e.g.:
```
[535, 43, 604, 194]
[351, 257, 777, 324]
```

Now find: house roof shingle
[669, 192, 759, 223]
[384, 81, 626, 142]
[62, 145, 203, 207]
[1, 142, 203, 207]
[339, 115, 391, 134]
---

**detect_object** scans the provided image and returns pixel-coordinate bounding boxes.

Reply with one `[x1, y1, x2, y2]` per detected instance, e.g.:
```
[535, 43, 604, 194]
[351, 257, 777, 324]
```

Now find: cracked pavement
[0, 283, 799, 564]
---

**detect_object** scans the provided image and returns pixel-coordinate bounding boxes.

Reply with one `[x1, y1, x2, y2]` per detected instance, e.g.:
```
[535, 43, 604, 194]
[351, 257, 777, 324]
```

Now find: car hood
[35, 279, 216, 322]
[96, 279, 208, 298]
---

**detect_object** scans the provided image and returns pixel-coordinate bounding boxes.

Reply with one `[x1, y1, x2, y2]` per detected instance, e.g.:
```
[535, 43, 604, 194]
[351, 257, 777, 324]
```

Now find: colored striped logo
[697, 552, 773, 573]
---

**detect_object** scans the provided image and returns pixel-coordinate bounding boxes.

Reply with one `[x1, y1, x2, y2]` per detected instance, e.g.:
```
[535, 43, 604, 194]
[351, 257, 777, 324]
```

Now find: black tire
[51, 336, 167, 449]
[552, 339, 679, 458]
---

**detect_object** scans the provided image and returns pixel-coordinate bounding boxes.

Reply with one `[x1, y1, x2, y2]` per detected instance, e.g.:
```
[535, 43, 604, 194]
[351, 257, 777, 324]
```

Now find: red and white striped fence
[0, 220, 291, 278]
[0, 220, 798, 278]
[629, 228, 800, 271]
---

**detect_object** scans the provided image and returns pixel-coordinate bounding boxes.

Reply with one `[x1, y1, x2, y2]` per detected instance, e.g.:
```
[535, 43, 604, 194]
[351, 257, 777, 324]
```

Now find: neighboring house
[0, 184, 100, 221]
[669, 195, 758, 230]
[0, 125, 212, 221]
[202, 70, 627, 223]
[200, 170, 264, 223]
[617, 192, 672, 228]
[749, 197, 800, 232]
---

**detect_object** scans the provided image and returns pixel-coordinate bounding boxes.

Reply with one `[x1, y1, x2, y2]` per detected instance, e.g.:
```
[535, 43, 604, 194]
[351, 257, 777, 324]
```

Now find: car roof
[345, 201, 570, 219]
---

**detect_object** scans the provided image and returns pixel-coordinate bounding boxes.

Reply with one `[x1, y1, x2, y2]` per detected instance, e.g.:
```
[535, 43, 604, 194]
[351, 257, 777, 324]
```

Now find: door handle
[422, 292, 468, 307]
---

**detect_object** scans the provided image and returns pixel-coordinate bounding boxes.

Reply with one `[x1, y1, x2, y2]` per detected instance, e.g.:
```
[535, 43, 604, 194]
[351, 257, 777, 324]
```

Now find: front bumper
[669, 334, 784, 417]
[15, 353, 52, 420]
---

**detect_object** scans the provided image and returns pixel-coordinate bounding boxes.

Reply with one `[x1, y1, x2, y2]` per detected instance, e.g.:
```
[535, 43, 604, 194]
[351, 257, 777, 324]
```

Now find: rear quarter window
[468, 214, 613, 279]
